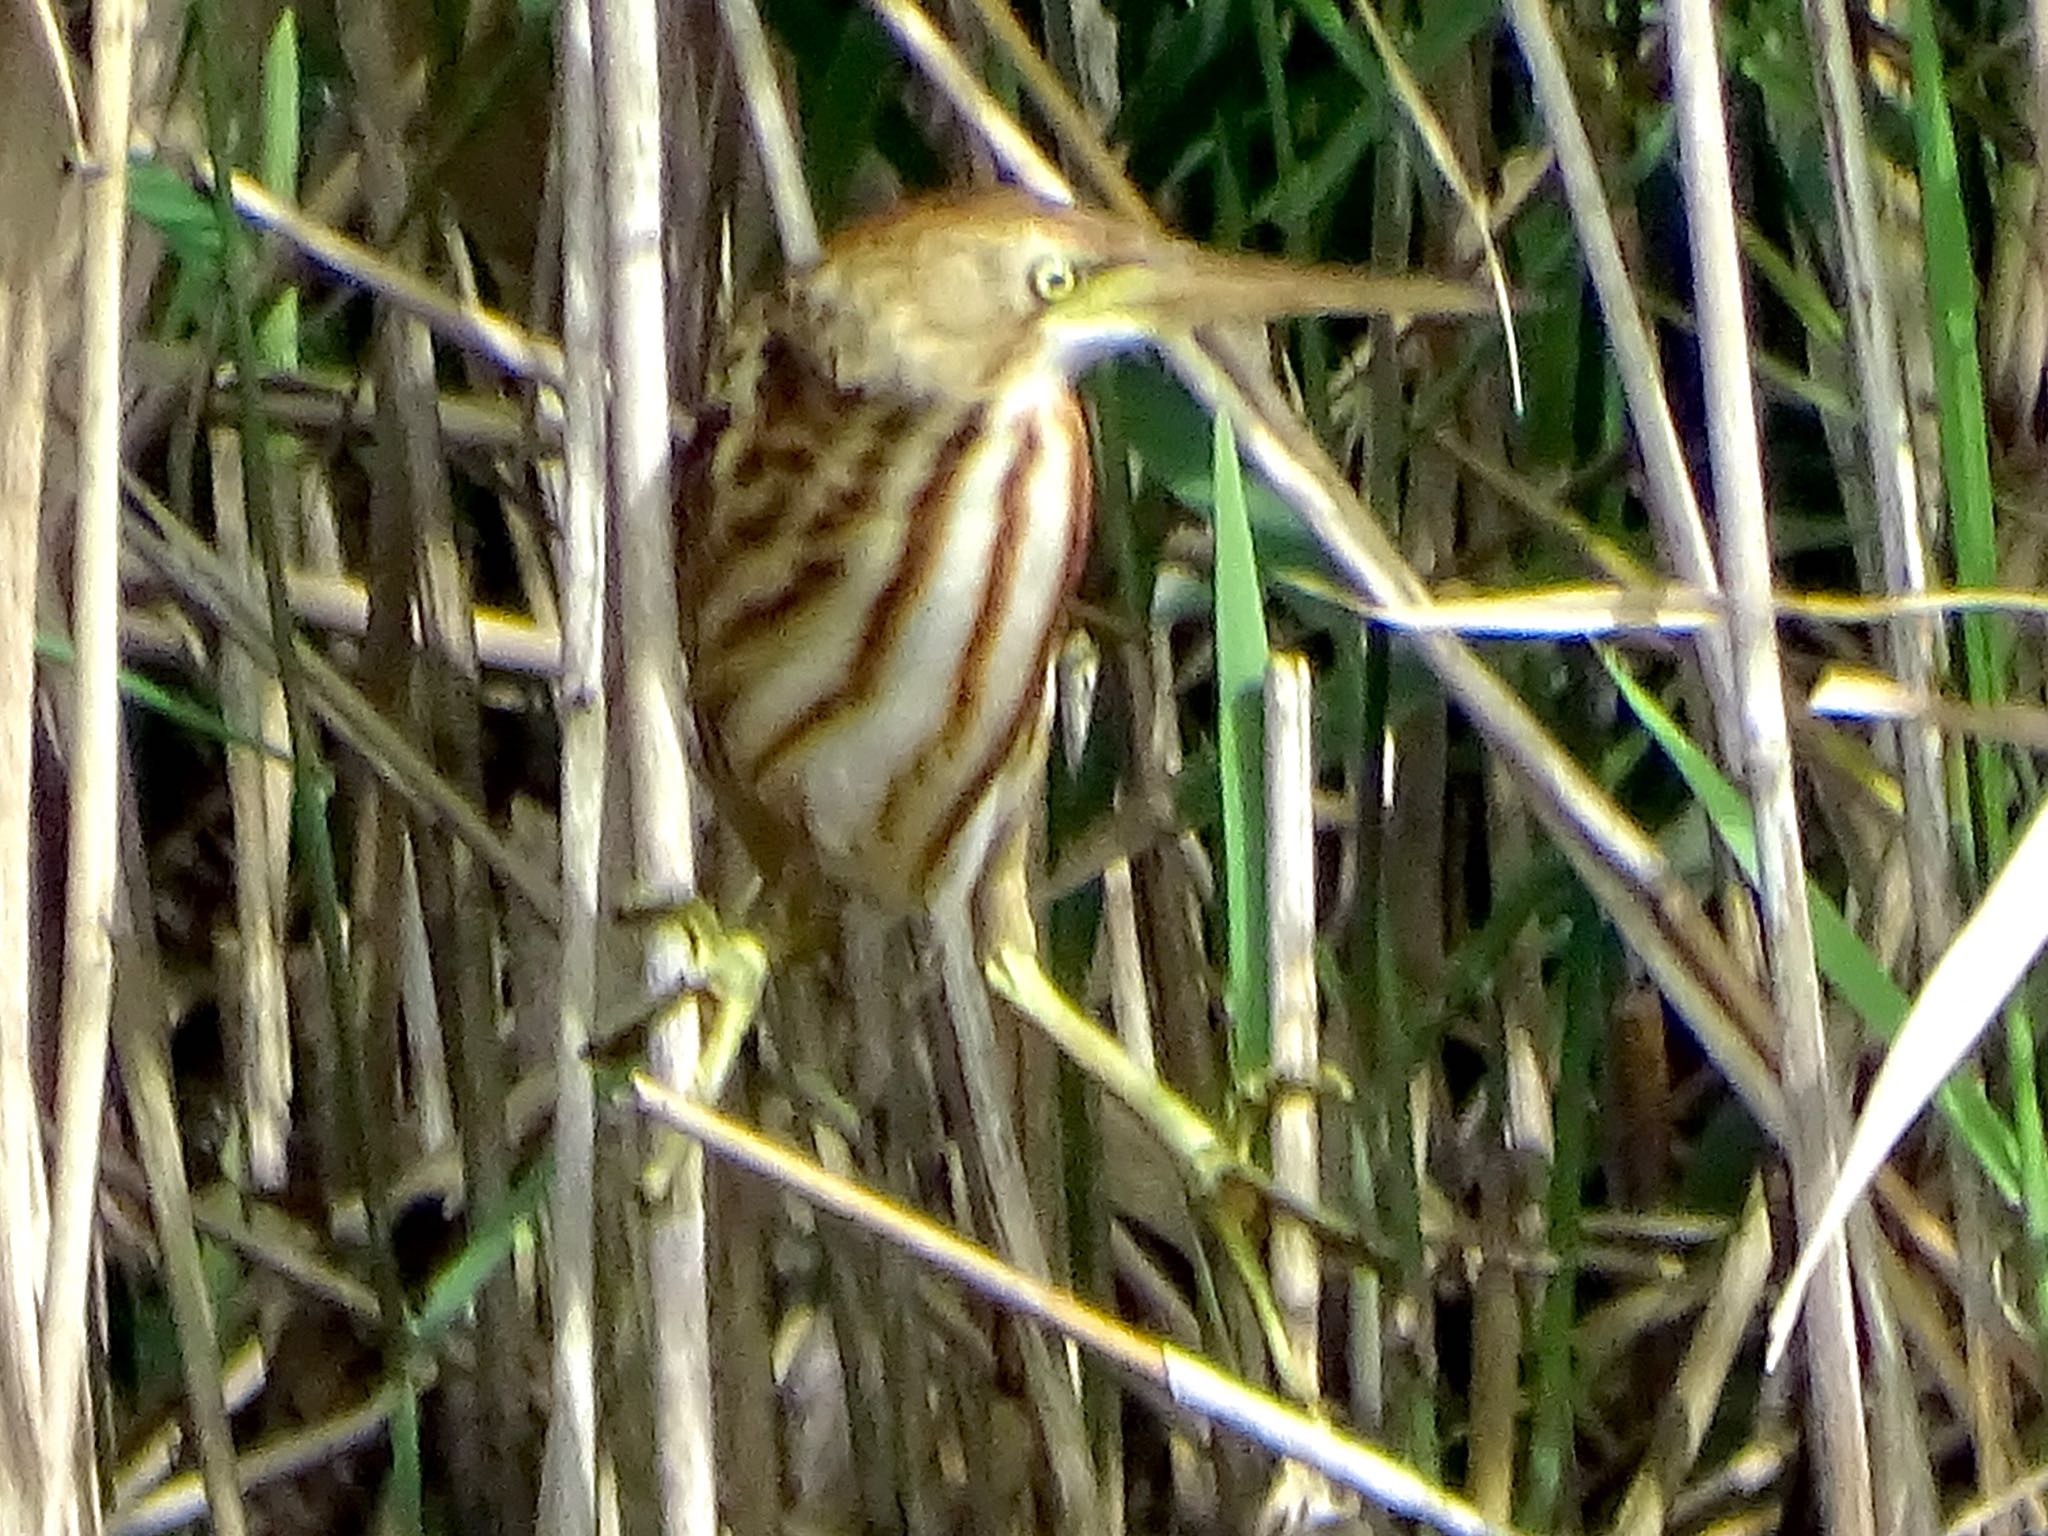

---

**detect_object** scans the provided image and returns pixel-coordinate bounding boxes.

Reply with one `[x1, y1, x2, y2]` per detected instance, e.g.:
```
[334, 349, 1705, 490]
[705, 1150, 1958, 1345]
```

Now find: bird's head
[781, 186, 1493, 400]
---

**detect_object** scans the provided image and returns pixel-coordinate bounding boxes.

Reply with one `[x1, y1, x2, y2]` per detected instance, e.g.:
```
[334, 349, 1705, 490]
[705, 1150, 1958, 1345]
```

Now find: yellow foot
[620, 898, 769, 1203]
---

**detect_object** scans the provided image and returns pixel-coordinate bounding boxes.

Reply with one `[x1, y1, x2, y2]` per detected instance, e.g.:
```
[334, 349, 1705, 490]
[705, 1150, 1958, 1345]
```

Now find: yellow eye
[1027, 253, 1079, 303]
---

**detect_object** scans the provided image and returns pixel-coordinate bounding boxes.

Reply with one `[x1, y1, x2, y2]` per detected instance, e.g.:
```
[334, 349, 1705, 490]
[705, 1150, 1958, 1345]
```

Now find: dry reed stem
[537, 0, 607, 1528]
[41, 0, 136, 1523]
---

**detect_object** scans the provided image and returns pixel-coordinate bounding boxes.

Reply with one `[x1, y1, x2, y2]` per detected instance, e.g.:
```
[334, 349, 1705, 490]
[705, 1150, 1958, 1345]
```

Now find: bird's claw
[631, 900, 770, 1205]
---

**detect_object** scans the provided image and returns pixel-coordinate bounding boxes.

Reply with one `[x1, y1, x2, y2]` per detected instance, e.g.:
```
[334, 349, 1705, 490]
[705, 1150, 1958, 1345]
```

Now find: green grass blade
[1213, 412, 1272, 1076]
[409, 1157, 551, 1348]
[1907, 1, 2048, 1316]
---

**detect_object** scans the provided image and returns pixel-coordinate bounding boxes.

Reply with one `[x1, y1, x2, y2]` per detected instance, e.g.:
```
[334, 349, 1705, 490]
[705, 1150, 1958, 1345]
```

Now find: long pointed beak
[1069, 243, 1497, 331]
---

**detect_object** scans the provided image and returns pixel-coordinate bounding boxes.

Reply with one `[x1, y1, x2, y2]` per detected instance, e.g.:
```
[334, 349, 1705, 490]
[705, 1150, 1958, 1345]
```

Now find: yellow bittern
[683, 186, 1488, 924]
[673, 186, 1487, 1528]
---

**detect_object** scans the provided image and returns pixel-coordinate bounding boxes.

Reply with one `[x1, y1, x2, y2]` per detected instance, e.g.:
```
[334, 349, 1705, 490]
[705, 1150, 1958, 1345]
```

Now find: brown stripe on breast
[702, 552, 852, 655]
[910, 658, 1050, 902]
[1055, 395, 1094, 601]
[743, 405, 987, 781]
[946, 417, 1039, 740]
[911, 396, 1093, 899]
[873, 414, 1042, 845]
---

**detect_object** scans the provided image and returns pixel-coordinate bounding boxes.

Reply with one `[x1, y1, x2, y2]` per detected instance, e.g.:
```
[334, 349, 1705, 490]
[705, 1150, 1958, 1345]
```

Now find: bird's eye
[1027, 253, 1079, 304]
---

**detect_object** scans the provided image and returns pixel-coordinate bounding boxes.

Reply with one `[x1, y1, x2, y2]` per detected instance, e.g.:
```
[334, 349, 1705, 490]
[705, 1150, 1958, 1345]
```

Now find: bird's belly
[693, 382, 1091, 913]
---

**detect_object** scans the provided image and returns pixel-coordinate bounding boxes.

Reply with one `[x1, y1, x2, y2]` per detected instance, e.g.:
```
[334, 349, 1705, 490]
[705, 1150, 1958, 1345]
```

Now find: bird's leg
[969, 810, 1227, 1168]
[982, 942, 1234, 1182]
[981, 897, 1390, 1268]
[972, 823, 1329, 1406]
[634, 898, 769, 1204]
[989, 937, 1355, 1405]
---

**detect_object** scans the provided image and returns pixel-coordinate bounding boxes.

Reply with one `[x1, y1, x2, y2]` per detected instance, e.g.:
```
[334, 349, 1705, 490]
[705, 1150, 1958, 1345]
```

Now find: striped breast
[686, 326, 1092, 915]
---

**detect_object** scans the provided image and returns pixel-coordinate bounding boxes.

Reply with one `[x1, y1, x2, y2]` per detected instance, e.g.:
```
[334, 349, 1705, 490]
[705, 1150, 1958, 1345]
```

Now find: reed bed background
[4, 0, 2048, 1532]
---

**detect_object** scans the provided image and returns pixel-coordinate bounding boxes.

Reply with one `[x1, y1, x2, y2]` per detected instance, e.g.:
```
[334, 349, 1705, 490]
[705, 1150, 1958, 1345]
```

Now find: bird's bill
[1065, 246, 1497, 330]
